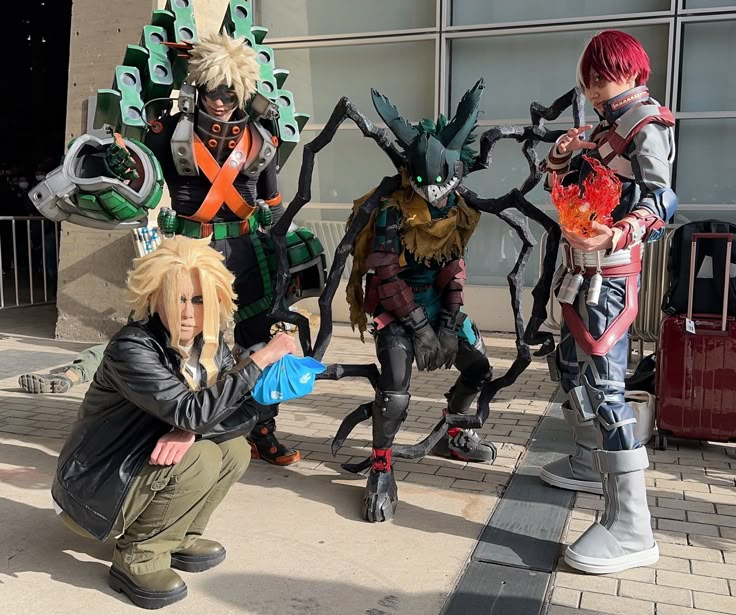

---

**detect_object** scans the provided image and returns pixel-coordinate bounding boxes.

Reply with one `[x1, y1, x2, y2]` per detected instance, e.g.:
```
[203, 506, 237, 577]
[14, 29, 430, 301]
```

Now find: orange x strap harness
[188, 130, 257, 223]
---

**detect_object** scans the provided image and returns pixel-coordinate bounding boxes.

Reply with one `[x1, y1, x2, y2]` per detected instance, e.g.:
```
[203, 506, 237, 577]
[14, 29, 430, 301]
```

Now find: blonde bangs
[187, 33, 261, 107]
[126, 235, 238, 374]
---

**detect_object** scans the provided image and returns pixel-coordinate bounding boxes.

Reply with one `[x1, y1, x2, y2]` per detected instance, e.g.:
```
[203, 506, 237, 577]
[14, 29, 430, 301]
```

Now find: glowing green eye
[436, 175, 443, 182]
[416, 176, 423, 183]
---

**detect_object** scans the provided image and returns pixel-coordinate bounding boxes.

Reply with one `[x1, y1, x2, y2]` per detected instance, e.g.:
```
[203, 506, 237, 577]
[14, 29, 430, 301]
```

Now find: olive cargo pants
[62, 437, 250, 575]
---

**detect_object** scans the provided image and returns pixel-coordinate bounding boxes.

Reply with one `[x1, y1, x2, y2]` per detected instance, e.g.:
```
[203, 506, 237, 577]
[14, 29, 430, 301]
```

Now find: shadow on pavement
[0, 442, 60, 489]
[240, 458, 488, 541]
[201, 571, 549, 615]
[0, 497, 112, 593]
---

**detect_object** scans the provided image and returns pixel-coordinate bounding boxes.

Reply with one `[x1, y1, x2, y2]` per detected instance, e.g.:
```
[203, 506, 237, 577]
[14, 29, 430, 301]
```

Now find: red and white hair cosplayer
[576, 30, 651, 90]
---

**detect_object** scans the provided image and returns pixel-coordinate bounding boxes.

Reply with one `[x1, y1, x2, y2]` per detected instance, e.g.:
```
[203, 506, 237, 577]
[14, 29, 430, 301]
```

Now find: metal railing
[630, 226, 677, 345]
[0, 216, 60, 309]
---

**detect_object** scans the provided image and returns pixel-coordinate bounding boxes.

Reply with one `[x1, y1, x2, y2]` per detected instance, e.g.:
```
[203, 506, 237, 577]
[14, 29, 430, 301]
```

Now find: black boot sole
[108, 567, 187, 609]
[170, 548, 226, 573]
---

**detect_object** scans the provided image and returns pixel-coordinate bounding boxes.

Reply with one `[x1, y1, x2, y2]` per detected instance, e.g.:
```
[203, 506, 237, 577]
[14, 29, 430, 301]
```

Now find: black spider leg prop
[322, 361, 450, 473]
[449, 198, 536, 430]
[523, 88, 586, 345]
[312, 175, 401, 361]
[471, 89, 586, 351]
[471, 88, 586, 174]
[317, 363, 381, 388]
[476, 88, 587, 169]
[529, 87, 586, 134]
[469, 133, 559, 361]
[313, 364, 378, 458]
[268, 97, 403, 356]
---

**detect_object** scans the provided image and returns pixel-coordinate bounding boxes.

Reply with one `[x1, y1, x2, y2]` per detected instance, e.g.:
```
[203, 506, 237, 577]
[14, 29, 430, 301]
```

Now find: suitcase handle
[688, 233, 734, 331]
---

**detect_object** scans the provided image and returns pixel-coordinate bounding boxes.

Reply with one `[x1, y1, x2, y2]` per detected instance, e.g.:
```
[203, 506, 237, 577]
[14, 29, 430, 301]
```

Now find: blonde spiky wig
[127, 236, 236, 389]
[187, 33, 261, 107]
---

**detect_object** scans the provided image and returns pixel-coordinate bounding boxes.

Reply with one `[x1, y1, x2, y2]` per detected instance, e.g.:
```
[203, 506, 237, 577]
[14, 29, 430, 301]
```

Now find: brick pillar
[56, 0, 229, 340]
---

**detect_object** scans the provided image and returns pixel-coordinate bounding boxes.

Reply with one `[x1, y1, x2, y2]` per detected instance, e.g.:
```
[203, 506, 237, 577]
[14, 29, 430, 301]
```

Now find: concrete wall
[56, 0, 156, 340]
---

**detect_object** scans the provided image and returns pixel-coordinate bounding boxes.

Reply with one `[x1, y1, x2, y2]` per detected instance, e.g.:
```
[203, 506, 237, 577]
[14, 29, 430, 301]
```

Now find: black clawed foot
[433, 428, 497, 463]
[362, 469, 398, 523]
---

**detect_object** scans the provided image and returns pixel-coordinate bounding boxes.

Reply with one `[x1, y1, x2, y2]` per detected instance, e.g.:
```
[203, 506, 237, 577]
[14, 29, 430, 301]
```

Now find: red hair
[577, 30, 651, 89]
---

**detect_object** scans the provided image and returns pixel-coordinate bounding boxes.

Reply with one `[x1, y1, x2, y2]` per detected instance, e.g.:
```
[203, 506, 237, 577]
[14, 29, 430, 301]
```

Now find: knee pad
[374, 389, 411, 421]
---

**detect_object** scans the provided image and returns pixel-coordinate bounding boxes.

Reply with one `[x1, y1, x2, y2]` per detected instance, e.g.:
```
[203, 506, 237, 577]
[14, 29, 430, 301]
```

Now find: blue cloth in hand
[252, 354, 326, 405]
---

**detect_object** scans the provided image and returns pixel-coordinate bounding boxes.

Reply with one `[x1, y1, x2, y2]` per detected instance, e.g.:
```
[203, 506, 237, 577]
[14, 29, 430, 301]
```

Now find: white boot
[540, 402, 603, 495]
[565, 447, 658, 574]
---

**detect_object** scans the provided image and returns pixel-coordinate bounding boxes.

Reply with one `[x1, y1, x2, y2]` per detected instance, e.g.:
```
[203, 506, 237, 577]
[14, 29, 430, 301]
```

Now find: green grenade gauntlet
[29, 134, 164, 230]
[255, 199, 273, 229]
[235, 226, 326, 323]
[157, 208, 179, 237]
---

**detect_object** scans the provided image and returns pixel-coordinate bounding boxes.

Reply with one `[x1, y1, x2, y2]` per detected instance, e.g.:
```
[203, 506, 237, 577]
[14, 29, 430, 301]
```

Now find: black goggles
[200, 85, 238, 105]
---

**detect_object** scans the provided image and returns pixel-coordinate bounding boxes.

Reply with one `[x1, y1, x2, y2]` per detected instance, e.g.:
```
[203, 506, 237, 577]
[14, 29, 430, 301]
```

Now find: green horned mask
[371, 78, 484, 206]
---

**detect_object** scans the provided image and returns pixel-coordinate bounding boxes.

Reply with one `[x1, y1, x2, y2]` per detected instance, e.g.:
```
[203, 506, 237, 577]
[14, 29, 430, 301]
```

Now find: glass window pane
[683, 1, 736, 8]
[449, 25, 669, 122]
[465, 213, 550, 286]
[673, 208, 736, 225]
[450, 1, 670, 26]
[278, 128, 399, 212]
[675, 119, 736, 205]
[274, 40, 435, 125]
[679, 20, 736, 112]
[255, 0, 436, 39]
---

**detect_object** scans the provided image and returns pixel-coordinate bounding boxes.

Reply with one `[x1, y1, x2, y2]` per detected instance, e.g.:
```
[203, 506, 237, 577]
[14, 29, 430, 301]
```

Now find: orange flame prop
[551, 156, 622, 236]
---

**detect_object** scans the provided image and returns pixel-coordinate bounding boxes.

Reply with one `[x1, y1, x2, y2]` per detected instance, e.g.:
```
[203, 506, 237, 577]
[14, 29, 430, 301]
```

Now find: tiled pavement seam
[442, 390, 575, 615]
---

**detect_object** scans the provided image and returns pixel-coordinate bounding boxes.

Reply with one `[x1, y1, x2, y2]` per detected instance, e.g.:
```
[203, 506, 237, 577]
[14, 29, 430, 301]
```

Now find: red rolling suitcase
[655, 232, 736, 450]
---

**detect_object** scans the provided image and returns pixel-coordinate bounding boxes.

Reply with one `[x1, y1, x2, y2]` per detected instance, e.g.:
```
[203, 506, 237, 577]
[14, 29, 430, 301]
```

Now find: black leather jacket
[52, 314, 263, 540]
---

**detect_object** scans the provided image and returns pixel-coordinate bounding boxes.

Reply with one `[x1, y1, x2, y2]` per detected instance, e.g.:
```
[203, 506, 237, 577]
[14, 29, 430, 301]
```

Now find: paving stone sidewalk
[2, 309, 735, 614]
[549, 424, 736, 615]
[0, 317, 555, 615]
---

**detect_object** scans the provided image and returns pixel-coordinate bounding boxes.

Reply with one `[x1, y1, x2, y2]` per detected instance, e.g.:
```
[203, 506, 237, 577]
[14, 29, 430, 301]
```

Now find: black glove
[436, 309, 467, 369]
[399, 306, 441, 372]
